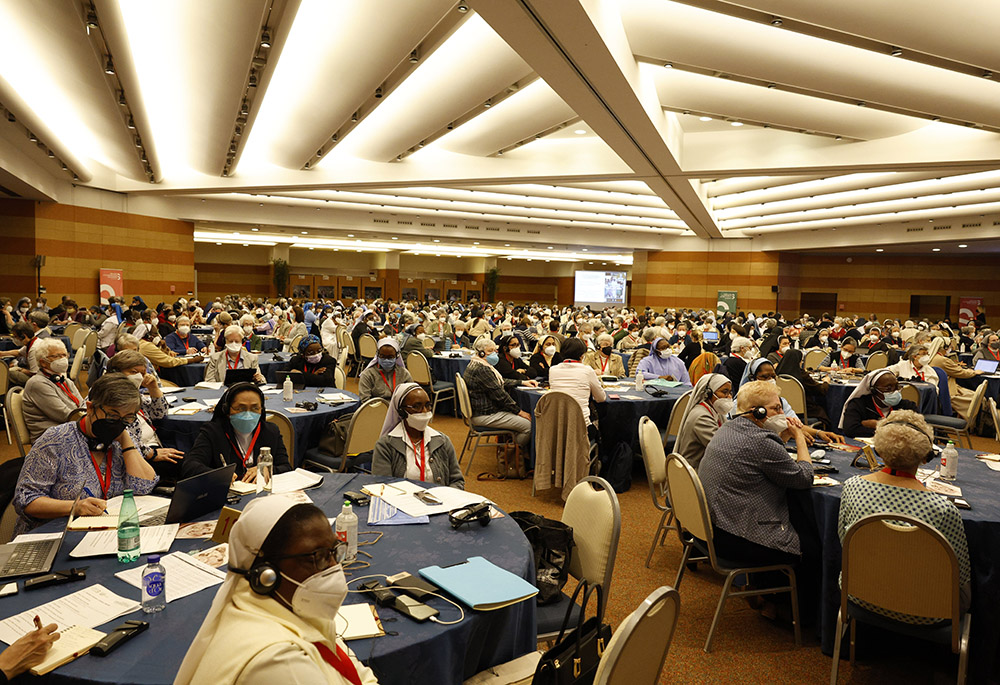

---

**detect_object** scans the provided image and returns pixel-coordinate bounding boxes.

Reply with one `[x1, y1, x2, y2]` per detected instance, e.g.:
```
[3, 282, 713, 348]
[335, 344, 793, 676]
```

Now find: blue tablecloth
[158, 353, 292, 388]
[810, 442, 1000, 682]
[958, 374, 1000, 402]
[155, 386, 358, 467]
[1, 474, 535, 685]
[822, 378, 938, 432]
[430, 354, 472, 385]
[0, 335, 72, 353]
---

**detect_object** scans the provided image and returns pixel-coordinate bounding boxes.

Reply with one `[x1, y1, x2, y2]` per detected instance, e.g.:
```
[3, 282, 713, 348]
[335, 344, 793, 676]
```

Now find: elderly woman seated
[205, 326, 265, 384]
[22, 337, 83, 442]
[462, 337, 537, 451]
[887, 343, 935, 382]
[494, 334, 532, 382]
[636, 338, 691, 384]
[585, 334, 626, 378]
[164, 315, 207, 355]
[359, 338, 413, 402]
[372, 383, 463, 489]
[674, 373, 732, 469]
[175, 498, 378, 684]
[838, 410, 970, 622]
[13, 373, 159, 536]
[819, 337, 865, 375]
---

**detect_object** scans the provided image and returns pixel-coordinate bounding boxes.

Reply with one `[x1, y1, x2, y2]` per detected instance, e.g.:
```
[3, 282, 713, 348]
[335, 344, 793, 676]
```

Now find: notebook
[419, 557, 538, 611]
[29, 625, 105, 675]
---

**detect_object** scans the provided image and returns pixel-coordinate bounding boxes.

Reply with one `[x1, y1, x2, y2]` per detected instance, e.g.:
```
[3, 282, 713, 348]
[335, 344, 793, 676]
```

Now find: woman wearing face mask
[971, 333, 1000, 365]
[164, 315, 208, 355]
[13, 373, 158, 536]
[528, 335, 563, 381]
[106, 350, 183, 480]
[287, 336, 337, 387]
[636, 338, 691, 384]
[924, 336, 984, 421]
[773, 349, 833, 429]
[236, 315, 264, 353]
[674, 374, 733, 469]
[840, 369, 918, 438]
[463, 338, 536, 452]
[804, 327, 837, 353]
[585, 333, 625, 378]
[182, 382, 291, 483]
[737, 359, 844, 444]
[818, 337, 865, 375]
[697, 380, 819, 621]
[205, 326, 265, 384]
[21, 338, 83, 442]
[372, 383, 464, 489]
[359, 339, 413, 403]
[176, 498, 378, 685]
[400, 323, 433, 361]
[887, 343, 933, 382]
[494, 335, 531, 381]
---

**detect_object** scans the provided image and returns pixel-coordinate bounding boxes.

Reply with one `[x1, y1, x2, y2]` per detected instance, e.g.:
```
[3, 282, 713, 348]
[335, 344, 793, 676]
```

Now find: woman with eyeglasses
[372, 383, 464, 489]
[176, 498, 378, 684]
[840, 369, 918, 438]
[181, 382, 291, 483]
[12, 373, 159, 536]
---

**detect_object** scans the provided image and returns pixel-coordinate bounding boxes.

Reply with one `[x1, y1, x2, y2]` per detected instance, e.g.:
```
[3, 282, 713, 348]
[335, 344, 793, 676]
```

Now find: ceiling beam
[470, 0, 723, 238]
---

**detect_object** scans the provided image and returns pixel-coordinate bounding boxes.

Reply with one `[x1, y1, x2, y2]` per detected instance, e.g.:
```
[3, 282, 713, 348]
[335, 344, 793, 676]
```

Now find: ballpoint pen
[82, 487, 109, 515]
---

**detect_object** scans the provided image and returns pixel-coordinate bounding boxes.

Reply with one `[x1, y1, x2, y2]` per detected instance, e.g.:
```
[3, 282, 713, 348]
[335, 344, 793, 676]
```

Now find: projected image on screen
[574, 270, 627, 309]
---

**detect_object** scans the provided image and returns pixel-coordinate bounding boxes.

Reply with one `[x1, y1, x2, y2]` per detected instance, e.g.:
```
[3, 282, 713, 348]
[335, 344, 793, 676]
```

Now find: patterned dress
[838, 476, 970, 624]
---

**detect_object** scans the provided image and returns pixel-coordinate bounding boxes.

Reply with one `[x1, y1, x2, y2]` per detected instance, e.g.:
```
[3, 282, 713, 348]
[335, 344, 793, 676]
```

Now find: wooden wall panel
[633, 250, 781, 312]
[0, 199, 38, 298]
[195, 262, 270, 301]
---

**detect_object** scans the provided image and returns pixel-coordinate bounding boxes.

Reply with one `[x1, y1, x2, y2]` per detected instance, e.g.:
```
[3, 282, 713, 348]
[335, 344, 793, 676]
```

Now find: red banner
[958, 297, 982, 326]
[99, 269, 124, 304]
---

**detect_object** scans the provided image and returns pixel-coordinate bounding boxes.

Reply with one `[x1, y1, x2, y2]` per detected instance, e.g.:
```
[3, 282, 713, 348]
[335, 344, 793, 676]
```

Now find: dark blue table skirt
[430, 354, 472, 385]
[823, 379, 938, 433]
[155, 386, 357, 467]
[958, 374, 1000, 403]
[0, 335, 72, 353]
[810, 441, 1000, 682]
[158, 353, 291, 388]
[2, 474, 535, 685]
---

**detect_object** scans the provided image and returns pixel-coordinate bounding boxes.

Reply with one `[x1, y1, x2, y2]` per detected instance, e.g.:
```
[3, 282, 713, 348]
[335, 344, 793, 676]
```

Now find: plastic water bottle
[117, 489, 140, 563]
[940, 441, 958, 480]
[282, 374, 294, 401]
[443, 335, 452, 351]
[634, 373, 644, 392]
[257, 446, 273, 494]
[141, 554, 166, 613]
[335, 502, 358, 562]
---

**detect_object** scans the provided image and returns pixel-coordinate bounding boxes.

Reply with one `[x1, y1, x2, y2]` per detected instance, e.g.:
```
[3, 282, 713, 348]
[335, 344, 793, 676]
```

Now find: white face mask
[243, 325, 253, 335]
[177, 325, 191, 335]
[151, 336, 162, 345]
[509, 348, 521, 358]
[713, 397, 735, 416]
[544, 345, 556, 357]
[841, 349, 852, 359]
[917, 355, 930, 367]
[658, 348, 672, 358]
[763, 414, 788, 434]
[280, 564, 348, 626]
[127, 373, 144, 388]
[47, 357, 69, 374]
[406, 411, 433, 432]
[226, 341, 242, 353]
[779, 345, 789, 353]
[305, 353, 322, 364]
[168, 315, 176, 322]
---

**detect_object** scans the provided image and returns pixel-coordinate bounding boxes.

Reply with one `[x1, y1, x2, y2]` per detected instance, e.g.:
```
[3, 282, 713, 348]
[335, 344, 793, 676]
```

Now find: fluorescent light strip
[732, 201, 1000, 233]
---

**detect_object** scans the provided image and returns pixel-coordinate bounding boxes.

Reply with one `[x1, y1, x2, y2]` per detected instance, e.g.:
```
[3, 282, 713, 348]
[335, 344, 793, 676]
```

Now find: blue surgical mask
[230, 410, 260, 434]
[485, 352, 500, 366]
[882, 390, 902, 407]
[378, 357, 396, 371]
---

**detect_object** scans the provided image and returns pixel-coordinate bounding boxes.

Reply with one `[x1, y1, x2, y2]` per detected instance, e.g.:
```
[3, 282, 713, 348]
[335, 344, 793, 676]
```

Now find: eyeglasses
[404, 401, 434, 413]
[273, 543, 345, 572]
[99, 409, 138, 423]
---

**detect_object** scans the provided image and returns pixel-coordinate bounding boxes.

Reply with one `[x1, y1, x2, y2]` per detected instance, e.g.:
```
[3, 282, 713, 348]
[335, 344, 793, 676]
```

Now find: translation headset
[735, 406, 768, 421]
[449, 502, 492, 529]
[232, 561, 281, 595]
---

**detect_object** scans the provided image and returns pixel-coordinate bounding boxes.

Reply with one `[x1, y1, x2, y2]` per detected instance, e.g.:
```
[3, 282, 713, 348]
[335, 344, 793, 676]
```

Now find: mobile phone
[360, 580, 398, 607]
[953, 498, 972, 510]
[344, 491, 370, 507]
[608, 394, 620, 400]
[386, 572, 439, 601]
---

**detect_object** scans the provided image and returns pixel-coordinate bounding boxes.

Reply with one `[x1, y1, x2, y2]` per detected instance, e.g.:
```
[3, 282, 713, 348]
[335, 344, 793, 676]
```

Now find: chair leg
[673, 540, 692, 589]
[458, 429, 472, 465]
[786, 568, 801, 647]
[704, 570, 738, 652]
[830, 610, 846, 685]
[848, 618, 856, 665]
[464, 434, 482, 475]
[2, 407, 9, 445]
[957, 613, 971, 685]
[431, 392, 439, 417]
[645, 509, 671, 568]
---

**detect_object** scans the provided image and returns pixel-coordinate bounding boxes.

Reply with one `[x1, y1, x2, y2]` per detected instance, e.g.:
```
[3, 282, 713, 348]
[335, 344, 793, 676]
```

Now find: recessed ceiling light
[216, 242, 222, 245]
[347, 234, 354, 237]
[730, 121, 743, 127]
[574, 129, 587, 135]
[309, 247, 314, 250]
[547, 246, 553, 249]
[242, 243, 249, 247]
[699, 116, 712, 122]
[663, 62, 673, 68]
[433, 239, 440, 242]
[582, 248, 587, 251]
[932, 248, 941, 252]
[875, 248, 883, 252]
[889, 47, 903, 57]
[391, 236, 398, 240]
[504, 243, 510, 247]
[506, 257, 512, 261]
[251, 228, 259, 232]
[301, 231, 308, 234]
[545, 259, 550, 262]
[959, 244, 968, 248]
[473, 241, 480, 245]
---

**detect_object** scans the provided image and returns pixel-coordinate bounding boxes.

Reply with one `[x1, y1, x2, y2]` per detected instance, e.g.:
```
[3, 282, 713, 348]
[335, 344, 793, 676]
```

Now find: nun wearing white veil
[175, 497, 377, 685]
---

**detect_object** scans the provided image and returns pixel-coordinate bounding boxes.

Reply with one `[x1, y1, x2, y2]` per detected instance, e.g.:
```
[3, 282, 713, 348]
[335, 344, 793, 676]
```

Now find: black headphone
[881, 420, 937, 464]
[449, 502, 491, 529]
[735, 406, 768, 421]
[232, 561, 281, 595]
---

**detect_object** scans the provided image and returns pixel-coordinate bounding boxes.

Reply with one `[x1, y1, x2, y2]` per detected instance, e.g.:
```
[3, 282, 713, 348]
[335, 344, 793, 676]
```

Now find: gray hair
[874, 410, 933, 470]
[905, 344, 928, 361]
[88, 372, 140, 412]
[107, 350, 147, 373]
[736, 380, 780, 412]
[29, 337, 67, 372]
[597, 333, 613, 346]
[116, 334, 140, 350]
[224, 325, 244, 340]
[642, 328, 658, 343]
[473, 336, 497, 354]
[731, 336, 753, 353]
[28, 310, 50, 328]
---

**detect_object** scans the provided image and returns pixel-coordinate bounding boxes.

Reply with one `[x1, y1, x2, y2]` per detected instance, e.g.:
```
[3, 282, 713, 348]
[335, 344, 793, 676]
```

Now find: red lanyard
[408, 433, 427, 480]
[699, 401, 723, 427]
[79, 420, 112, 498]
[313, 643, 362, 685]
[872, 399, 890, 418]
[840, 356, 850, 369]
[227, 423, 261, 466]
[378, 368, 396, 390]
[181, 335, 191, 351]
[881, 467, 916, 480]
[915, 366, 925, 381]
[54, 378, 80, 405]
[227, 350, 241, 370]
[991, 348, 1000, 362]
[600, 355, 610, 373]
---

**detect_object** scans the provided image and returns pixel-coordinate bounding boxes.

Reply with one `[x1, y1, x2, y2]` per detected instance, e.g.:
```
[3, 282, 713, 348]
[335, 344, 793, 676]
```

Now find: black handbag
[532, 581, 612, 685]
[509, 512, 575, 605]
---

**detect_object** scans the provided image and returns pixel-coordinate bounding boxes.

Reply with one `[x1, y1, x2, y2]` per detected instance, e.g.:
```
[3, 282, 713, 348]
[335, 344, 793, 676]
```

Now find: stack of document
[69, 524, 179, 558]
[318, 392, 354, 403]
[335, 603, 385, 640]
[365, 481, 490, 517]
[367, 497, 429, 526]
[169, 402, 209, 415]
[195, 381, 224, 390]
[0, 585, 139, 645]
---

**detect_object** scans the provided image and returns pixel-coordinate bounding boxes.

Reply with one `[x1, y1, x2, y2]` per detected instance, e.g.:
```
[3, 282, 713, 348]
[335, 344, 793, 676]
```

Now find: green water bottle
[117, 489, 140, 563]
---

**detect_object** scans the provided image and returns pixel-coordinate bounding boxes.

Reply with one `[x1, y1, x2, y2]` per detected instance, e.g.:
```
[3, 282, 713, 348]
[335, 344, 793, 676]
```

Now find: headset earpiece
[881, 421, 936, 464]
[233, 562, 280, 595]
[750, 406, 767, 421]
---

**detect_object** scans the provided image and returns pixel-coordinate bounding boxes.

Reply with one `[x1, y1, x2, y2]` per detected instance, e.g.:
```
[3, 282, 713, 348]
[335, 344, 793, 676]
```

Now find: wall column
[373, 251, 400, 301]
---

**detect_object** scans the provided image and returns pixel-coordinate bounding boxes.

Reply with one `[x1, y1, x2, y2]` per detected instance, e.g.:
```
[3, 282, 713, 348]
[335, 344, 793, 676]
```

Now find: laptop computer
[702, 330, 719, 342]
[224, 368, 256, 386]
[974, 359, 999, 374]
[0, 488, 83, 579]
[141, 464, 237, 526]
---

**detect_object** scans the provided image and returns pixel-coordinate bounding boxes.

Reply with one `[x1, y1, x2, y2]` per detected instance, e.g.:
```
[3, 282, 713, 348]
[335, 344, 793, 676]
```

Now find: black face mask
[90, 417, 126, 448]
[601, 346, 614, 356]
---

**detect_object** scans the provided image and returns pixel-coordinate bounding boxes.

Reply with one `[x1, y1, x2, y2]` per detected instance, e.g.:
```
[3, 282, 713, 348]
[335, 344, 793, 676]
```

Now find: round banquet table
[0, 335, 72, 353]
[1, 474, 536, 685]
[808, 440, 1000, 682]
[430, 353, 472, 384]
[155, 386, 358, 467]
[958, 373, 1000, 402]
[821, 377, 938, 432]
[514, 381, 689, 486]
[157, 352, 292, 387]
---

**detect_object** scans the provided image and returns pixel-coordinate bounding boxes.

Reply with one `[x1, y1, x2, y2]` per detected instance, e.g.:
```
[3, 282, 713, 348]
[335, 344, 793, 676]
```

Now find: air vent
[443, 223, 458, 228]
[420, 222, 435, 227]
[932, 225, 951, 231]
[505, 228, 521, 233]
[905, 227, 924, 233]
[484, 227, 500, 232]
[373, 218, 389, 224]
[465, 225, 478, 230]
[527, 229, 540, 234]
[961, 223, 981, 228]
[397, 220, 412, 225]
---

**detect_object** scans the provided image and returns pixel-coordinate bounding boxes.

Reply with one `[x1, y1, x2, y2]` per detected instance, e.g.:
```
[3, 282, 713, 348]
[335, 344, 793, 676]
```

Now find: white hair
[224, 325, 244, 340]
[474, 336, 497, 354]
[731, 336, 753, 353]
[29, 337, 67, 372]
[239, 315, 255, 326]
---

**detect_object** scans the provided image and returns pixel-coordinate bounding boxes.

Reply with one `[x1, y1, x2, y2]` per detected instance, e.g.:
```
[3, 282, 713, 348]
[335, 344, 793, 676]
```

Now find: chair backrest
[841, 513, 962, 650]
[344, 398, 389, 458]
[899, 383, 920, 406]
[663, 389, 692, 445]
[803, 348, 826, 371]
[67, 407, 86, 423]
[534, 391, 590, 476]
[776, 374, 807, 415]
[422, 336, 435, 349]
[627, 348, 650, 378]
[638, 416, 668, 507]
[967, 376, 989, 424]
[359, 334, 378, 359]
[334, 366, 347, 390]
[71, 327, 89, 351]
[405, 352, 432, 385]
[989, 398, 1000, 441]
[6, 388, 31, 458]
[289, 335, 303, 353]
[0, 361, 7, 397]
[455, 373, 474, 426]
[664, 453, 715, 554]
[265, 410, 295, 462]
[561, 476, 621, 612]
[82, 330, 97, 359]
[593, 586, 681, 685]
[337, 347, 349, 370]
[344, 333, 357, 356]
[865, 351, 888, 371]
[64, 322, 81, 344]
[0, 457, 23, 545]
[68, 346, 86, 383]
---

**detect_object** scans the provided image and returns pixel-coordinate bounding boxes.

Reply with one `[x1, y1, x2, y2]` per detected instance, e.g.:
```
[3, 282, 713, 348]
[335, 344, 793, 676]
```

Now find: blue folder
[419, 556, 538, 610]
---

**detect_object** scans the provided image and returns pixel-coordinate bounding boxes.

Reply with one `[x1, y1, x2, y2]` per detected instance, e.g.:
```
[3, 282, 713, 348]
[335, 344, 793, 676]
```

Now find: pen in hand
[33, 615, 42, 631]
[82, 487, 108, 515]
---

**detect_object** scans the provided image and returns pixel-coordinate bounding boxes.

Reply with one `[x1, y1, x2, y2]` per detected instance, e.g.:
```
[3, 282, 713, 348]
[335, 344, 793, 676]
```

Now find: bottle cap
[148, 554, 160, 563]
[342, 501, 352, 512]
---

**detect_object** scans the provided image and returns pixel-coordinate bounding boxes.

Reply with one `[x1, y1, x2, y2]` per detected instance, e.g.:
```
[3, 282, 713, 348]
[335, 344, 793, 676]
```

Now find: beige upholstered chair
[405, 352, 455, 416]
[454, 373, 517, 476]
[925, 380, 988, 448]
[6, 388, 32, 458]
[662, 389, 692, 450]
[265, 410, 295, 465]
[303, 398, 388, 473]
[638, 416, 673, 567]
[334, 366, 347, 390]
[865, 351, 888, 371]
[593, 586, 681, 685]
[804, 348, 827, 371]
